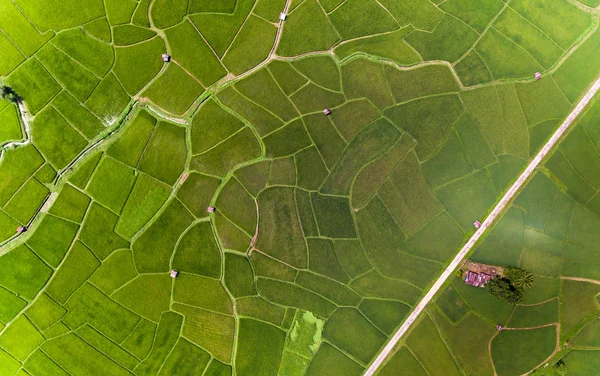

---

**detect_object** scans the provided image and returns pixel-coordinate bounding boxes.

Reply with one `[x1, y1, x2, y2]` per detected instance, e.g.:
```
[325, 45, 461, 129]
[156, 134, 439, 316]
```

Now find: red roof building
[464, 271, 493, 288]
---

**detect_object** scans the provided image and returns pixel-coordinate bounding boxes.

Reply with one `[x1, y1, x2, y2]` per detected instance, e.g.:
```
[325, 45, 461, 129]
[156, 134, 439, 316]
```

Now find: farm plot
[0, 0, 597, 374]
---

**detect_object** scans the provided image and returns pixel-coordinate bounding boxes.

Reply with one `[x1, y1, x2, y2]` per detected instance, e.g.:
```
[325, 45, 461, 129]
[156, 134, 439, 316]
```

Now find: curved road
[364, 76, 600, 376]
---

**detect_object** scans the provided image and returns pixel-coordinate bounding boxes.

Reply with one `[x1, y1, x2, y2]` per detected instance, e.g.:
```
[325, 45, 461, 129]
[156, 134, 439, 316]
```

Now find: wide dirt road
[364, 76, 600, 376]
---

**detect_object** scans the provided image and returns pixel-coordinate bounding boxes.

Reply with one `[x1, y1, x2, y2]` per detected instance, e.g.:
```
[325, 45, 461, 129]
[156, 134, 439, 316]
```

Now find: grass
[86, 156, 136, 214]
[138, 122, 187, 185]
[0, 315, 45, 361]
[333, 240, 372, 279]
[224, 252, 256, 297]
[133, 312, 183, 374]
[295, 146, 328, 190]
[405, 15, 478, 63]
[25, 293, 64, 330]
[165, 20, 227, 87]
[159, 338, 212, 375]
[379, 347, 427, 376]
[142, 63, 204, 116]
[422, 129, 472, 189]
[86, 73, 131, 124]
[173, 273, 233, 314]
[52, 91, 104, 139]
[121, 319, 156, 360]
[296, 271, 360, 305]
[385, 64, 460, 104]
[305, 342, 364, 376]
[173, 303, 234, 363]
[89, 249, 138, 295]
[356, 197, 442, 287]
[560, 280, 600, 337]
[328, 0, 399, 41]
[277, 0, 339, 57]
[509, 299, 559, 328]
[350, 269, 422, 305]
[113, 274, 172, 322]
[406, 315, 463, 376]
[133, 199, 193, 272]
[236, 296, 286, 325]
[217, 87, 284, 135]
[4, 178, 49, 224]
[236, 319, 286, 376]
[257, 278, 337, 318]
[268, 60, 309, 96]
[51, 28, 114, 76]
[150, 0, 187, 29]
[256, 187, 308, 268]
[329, 99, 380, 141]
[476, 27, 543, 80]
[113, 37, 165, 95]
[510, 0, 592, 50]
[306, 238, 350, 282]
[454, 51, 494, 86]
[113, 25, 156, 46]
[292, 55, 341, 92]
[359, 299, 410, 335]
[440, 0, 504, 32]
[236, 69, 298, 122]
[385, 94, 463, 160]
[0, 0, 52, 57]
[493, 7, 563, 70]
[342, 59, 394, 109]
[115, 173, 170, 238]
[0, 103, 22, 145]
[0, 287, 27, 324]
[351, 134, 415, 209]
[491, 326, 557, 375]
[63, 282, 140, 343]
[36, 43, 99, 103]
[191, 99, 244, 155]
[45, 241, 99, 304]
[222, 15, 277, 75]
[379, 0, 443, 31]
[79, 202, 130, 260]
[27, 214, 79, 267]
[323, 119, 401, 195]
[31, 106, 88, 169]
[192, 127, 261, 177]
[75, 325, 138, 370]
[334, 27, 420, 66]
[215, 177, 256, 235]
[7, 58, 61, 116]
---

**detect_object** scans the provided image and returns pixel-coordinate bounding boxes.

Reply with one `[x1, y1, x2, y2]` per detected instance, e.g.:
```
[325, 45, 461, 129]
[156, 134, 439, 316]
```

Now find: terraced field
[0, 0, 598, 375]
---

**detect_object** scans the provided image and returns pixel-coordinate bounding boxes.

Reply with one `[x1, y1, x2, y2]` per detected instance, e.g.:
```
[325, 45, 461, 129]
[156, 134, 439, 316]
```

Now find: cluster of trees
[531, 359, 567, 376]
[0, 86, 22, 104]
[486, 267, 534, 304]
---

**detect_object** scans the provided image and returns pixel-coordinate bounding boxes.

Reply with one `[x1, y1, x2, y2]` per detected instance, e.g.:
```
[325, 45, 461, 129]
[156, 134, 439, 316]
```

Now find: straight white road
[364, 76, 600, 376]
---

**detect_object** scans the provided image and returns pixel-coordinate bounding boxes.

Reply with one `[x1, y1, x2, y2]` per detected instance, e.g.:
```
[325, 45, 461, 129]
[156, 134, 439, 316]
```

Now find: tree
[506, 267, 534, 289]
[486, 277, 523, 304]
[0, 86, 22, 104]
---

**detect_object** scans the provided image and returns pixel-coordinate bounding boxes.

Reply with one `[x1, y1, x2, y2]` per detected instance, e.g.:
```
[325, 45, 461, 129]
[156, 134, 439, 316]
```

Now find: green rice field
[0, 0, 599, 374]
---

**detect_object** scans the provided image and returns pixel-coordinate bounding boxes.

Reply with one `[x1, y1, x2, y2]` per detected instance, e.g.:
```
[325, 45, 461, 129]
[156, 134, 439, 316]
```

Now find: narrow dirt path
[364, 76, 600, 376]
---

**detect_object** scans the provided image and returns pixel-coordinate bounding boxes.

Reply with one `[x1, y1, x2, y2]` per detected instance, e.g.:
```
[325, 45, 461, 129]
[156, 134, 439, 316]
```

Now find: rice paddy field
[0, 0, 598, 375]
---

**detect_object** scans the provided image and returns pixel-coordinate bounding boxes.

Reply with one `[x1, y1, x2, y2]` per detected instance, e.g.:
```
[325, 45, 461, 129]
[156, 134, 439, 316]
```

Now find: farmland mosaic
[0, 0, 599, 374]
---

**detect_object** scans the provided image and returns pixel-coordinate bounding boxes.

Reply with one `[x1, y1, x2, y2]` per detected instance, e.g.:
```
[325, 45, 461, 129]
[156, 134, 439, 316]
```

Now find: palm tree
[513, 270, 534, 289]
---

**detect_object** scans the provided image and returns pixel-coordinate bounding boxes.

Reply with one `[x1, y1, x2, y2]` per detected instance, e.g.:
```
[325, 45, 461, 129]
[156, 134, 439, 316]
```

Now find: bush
[0, 86, 22, 103]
